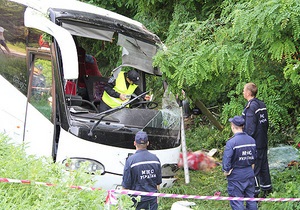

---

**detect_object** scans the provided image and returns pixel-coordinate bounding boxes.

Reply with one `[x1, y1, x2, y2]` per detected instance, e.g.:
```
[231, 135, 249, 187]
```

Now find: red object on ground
[178, 150, 217, 171]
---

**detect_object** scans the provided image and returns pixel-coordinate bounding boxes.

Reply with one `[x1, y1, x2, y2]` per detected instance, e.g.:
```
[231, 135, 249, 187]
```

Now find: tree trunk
[195, 99, 224, 131]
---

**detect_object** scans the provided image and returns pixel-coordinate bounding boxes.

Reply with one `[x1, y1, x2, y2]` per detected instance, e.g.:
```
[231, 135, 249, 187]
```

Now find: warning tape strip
[0, 177, 101, 191]
[1, 177, 299, 202]
[111, 190, 300, 202]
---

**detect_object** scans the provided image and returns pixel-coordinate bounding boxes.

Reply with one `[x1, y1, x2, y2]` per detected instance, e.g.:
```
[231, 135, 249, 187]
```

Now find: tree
[82, 0, 300, 144]
[153, 0, 300, 142]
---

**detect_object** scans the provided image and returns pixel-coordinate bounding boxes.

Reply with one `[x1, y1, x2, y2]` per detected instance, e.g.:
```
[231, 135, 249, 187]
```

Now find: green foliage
[222, 75, 297, 146]
[30, 97, 52, 120]
[76, 36, 121, 77]
[259, 167, 300, 210]
[185, 117, 228, 153]
[171, 123, 300, 210]
[152, 0, 300, 142]
[35, 59, 52, 87]
[74, 0, 300, 143]
[159, 168, 230, 210]
[0, 0, 26, 42]
[0, 133, 134, 209]
[284, 60, 300, 85]
[221, 98, 244, 125]
[0, 54, 27, 95]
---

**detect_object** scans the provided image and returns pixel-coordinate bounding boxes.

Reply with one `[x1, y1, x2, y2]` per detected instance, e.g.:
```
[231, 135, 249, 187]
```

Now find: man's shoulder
[141, 150, 161, 162]
[144, 150, 159, 158]
[249, 98, 260, 107]
[127, 150, 160, 165]
[245, 134, 256, 143]
[226, 136, 237, 146]
[252, 98, 267, 107]
[131, 149, 152, 157]
[229, 132, 253, 142]
[245, 98, 265, 112]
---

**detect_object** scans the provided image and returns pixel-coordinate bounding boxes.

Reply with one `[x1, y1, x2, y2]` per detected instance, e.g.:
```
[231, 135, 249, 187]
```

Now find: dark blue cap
[229, 116, 245, 126]
[127, 70, 140, 85]
[135, 131, 148, 144]
[35, 64, 43, 70]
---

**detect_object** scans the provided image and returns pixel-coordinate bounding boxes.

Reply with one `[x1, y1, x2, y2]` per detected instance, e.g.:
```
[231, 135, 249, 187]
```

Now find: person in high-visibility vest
[99, 69, 149, 112]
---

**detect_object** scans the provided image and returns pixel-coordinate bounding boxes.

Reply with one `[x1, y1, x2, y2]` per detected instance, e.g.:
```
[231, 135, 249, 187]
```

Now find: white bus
[0, 0, 181, 190]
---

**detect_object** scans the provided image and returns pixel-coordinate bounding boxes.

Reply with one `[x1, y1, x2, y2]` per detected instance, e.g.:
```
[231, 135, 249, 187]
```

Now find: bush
[0, 133, 133, 209]
[259, 166, 300, 210]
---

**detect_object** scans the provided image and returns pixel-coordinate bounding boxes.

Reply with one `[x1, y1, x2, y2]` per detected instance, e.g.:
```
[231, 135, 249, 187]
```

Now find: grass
[157, 116, 300, 209]
[7, 42, 27, 54]
[159, 168, 231, 210]
[1, 114, 300, 209]
[0, 133, 134, 210]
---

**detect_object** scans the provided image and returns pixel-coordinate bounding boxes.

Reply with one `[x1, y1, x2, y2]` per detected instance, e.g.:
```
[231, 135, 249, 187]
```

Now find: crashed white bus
[0, 0, 181, 189]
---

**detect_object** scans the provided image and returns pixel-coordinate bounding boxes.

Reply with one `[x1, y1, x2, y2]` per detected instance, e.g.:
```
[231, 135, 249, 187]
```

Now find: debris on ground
[268, 145, 300, 171]
[171, 201, 196, 210]
[178, 149, 218, 171]
[287, 160, 299, 168]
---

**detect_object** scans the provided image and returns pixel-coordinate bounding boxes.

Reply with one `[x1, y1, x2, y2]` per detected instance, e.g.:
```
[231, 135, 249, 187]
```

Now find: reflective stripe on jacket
[102, 71, 138, 108]
[222, 132, 257, 181]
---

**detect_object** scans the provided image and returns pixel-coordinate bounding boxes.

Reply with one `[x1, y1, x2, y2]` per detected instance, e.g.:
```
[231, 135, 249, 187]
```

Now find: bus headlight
[161, 164, 179, 177]
[62, 158, 105, 175]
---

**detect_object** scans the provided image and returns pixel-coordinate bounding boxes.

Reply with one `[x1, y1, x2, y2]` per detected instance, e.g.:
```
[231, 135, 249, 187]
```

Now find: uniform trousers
[227, 178, 257, 210]
[133, 198, 158, 210]
[254, 148, 272, 195]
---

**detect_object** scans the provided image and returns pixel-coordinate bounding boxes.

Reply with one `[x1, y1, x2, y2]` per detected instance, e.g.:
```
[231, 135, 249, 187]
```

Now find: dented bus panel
[0, 0, 181, 189]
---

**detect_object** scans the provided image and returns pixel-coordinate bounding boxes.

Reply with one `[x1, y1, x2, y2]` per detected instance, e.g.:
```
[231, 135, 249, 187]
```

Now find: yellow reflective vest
[102, 71, 138, 108]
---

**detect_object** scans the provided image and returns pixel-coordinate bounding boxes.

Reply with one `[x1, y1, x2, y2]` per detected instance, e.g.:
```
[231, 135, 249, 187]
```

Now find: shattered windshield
[142, 89, 181, 147]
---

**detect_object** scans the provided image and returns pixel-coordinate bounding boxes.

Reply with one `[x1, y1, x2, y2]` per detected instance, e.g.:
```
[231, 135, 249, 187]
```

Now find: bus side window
[29, 59, 53, 121]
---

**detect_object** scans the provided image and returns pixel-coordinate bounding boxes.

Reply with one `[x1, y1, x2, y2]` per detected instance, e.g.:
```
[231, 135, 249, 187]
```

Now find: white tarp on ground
[268, 145, 300, 171]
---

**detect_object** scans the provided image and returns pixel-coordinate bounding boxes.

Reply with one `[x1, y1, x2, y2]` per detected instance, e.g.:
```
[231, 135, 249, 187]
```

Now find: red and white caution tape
[105, 190, 118, 206]
[111, 189, 300, 202]
[1, 177, 300, 202]
[0, 177, 101, 191]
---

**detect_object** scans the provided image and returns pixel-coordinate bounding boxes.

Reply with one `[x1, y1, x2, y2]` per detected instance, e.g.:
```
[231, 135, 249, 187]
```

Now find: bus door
[23, 47, 55, 158]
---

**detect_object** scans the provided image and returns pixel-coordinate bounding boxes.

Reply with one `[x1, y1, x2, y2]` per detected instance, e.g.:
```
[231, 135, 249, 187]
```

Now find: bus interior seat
[85, 55, 102, 77]
[65, 80, 77, 95]
[76, 46, 103, 101]
[84, 75, 108, 106]
[77, 46, 87, 89]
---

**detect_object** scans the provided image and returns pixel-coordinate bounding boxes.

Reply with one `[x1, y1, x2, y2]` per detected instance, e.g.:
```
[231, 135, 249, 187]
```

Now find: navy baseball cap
[135, 131, 148, 144]
[229, 116, 245, 126]
[35, 64, 43, 71]
[127, 70, 140, 85]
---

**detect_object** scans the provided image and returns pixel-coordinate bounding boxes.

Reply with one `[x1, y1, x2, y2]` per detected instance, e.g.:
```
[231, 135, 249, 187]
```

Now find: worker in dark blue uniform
[122, 131, 162, 210]
[222, 116, 257, 210]
[242, 82, 272, 198]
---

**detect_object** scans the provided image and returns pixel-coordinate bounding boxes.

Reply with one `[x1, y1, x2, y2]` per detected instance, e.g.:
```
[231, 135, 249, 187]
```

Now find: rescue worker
[222, 116, 257, 210]
[32, 64, 46, 97]
[242, 82, 272, 197]
[99, 69, 149, 112]
[122, 131, 162, 210]
[32, 64, 46, 88]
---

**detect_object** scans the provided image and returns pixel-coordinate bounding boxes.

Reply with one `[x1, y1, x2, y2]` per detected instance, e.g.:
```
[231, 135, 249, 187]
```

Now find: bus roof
[11, 0, 143, 27]
[10, 0, 162, 79]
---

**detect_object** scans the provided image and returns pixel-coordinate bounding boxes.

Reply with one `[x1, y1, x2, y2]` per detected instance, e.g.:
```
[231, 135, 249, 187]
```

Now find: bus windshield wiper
[88, 90, 150, 136]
